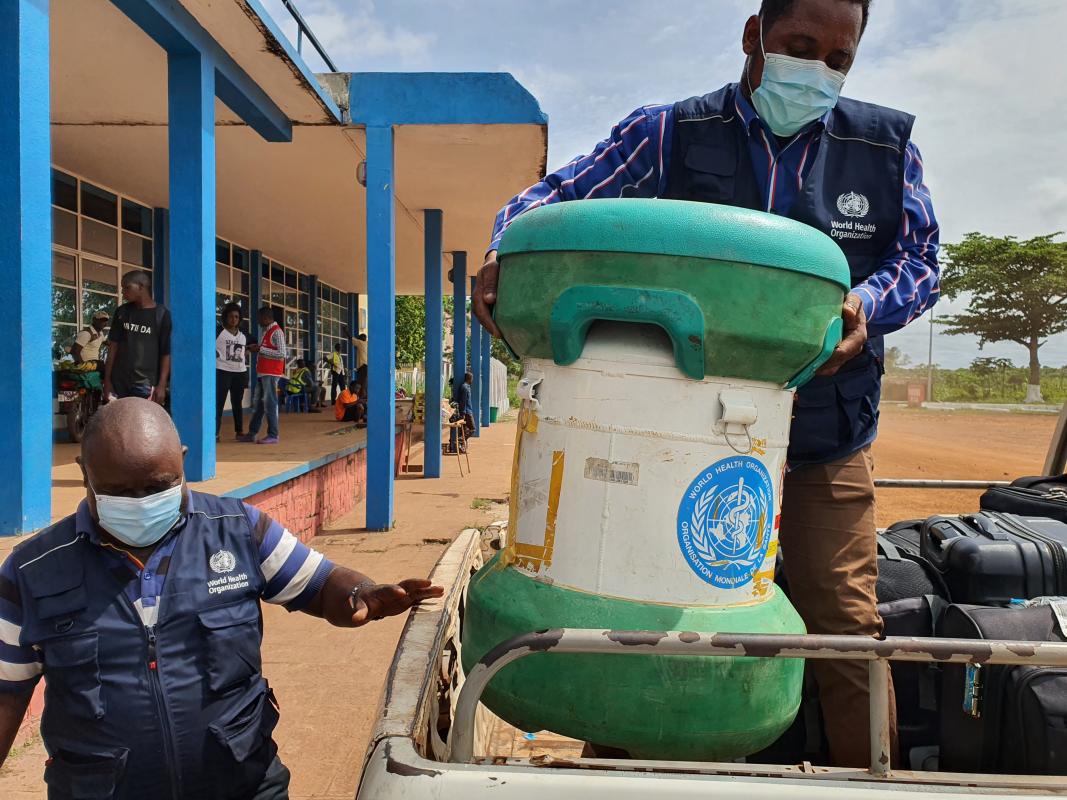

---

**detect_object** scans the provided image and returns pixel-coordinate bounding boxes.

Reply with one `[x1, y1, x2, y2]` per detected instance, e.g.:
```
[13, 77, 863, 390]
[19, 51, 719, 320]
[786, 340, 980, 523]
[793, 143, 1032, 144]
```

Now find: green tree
[395, 295, 426, 366]
[941, 233, 1067, 403]
[884, 346, 912, 373]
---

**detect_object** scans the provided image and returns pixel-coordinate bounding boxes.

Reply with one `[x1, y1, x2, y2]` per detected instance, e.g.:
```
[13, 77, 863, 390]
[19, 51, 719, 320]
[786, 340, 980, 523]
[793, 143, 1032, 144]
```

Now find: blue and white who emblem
[677, 456, 774, 589]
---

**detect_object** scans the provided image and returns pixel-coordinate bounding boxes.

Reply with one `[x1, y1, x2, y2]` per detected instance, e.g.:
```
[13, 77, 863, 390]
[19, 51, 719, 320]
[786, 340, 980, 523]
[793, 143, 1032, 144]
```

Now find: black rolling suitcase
[878, 594, 946, 764]
[938, 603, 1067, 774]
[982, 475, 1067, 524]
[920, 512, 1067, 604]
[877, 520, 950, 603]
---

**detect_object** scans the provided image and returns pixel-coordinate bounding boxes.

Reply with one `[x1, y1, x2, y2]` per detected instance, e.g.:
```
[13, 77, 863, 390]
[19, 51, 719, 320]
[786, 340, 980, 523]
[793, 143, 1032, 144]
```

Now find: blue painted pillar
[451, 252, 467, 398]
[168, 51, 216, 481]
[423, 210, 443, 478]
[248, 250, 263, 379]
[0, 0, 52, 535]
[481, 316, 491, 427]
[152, 208, 170, 306]
[468, 277, 482, 439]
[365, 126, 396, 531]
[307, 275, 319, 371]
[347, 292, 359, 375]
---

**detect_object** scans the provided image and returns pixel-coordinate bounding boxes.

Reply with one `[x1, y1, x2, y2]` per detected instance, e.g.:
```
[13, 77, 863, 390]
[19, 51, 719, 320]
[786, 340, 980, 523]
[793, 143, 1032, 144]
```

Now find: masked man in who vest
[473, 0, 939, 767]
[0, 399, 442, 798]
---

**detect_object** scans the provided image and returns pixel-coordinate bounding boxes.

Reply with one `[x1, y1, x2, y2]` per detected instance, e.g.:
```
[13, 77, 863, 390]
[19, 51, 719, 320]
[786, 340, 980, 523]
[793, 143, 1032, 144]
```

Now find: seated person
[334, 379, 366, 423]
[287, 359, 319, 411]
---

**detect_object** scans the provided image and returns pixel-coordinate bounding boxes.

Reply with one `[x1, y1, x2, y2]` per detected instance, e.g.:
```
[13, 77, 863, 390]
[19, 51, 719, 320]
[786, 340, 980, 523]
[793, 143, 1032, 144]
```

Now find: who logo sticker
[676, 456, 774, 589]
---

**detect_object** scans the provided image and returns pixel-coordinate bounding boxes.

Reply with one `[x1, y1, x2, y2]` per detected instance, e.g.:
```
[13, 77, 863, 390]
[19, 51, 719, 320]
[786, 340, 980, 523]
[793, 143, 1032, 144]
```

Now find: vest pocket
[198, 601, 263, 693]
[682, 143, 736, 202]
[42, 632, 105, 720]
[43, 745, 128, 799]
[208, 679, 280, 763]
[835, 363, 878, 447]
[790, 381, 840, 458]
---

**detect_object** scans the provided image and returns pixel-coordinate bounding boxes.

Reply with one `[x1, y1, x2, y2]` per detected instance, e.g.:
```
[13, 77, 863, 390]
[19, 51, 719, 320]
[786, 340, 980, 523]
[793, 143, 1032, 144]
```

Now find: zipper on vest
[145, 625, 183, 800]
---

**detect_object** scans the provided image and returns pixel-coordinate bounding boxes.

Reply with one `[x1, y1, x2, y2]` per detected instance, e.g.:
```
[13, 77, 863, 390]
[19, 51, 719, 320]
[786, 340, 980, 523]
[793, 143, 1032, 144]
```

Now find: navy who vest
[665, 84, 914, 465]
[11, 492, 278, 800]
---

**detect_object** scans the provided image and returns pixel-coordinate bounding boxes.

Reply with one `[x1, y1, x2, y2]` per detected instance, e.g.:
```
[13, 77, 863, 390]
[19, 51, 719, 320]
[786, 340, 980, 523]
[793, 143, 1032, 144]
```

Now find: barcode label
[584, 458, 639, 486]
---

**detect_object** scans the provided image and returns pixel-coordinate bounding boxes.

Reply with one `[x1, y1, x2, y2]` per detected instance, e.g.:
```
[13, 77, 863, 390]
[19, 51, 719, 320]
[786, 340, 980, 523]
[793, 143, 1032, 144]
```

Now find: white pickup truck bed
[356, 531, 1067, 799]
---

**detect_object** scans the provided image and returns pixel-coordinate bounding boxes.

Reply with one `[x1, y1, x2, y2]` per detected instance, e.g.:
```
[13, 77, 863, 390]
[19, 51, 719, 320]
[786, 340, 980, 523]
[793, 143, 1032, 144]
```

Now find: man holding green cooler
[472, 0, 939, 767]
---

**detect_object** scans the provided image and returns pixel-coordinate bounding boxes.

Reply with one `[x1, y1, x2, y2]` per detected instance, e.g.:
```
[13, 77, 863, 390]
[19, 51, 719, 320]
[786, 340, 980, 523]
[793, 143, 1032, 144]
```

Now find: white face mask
[749, 17, 846, 137]
[92, 483, 183, 548]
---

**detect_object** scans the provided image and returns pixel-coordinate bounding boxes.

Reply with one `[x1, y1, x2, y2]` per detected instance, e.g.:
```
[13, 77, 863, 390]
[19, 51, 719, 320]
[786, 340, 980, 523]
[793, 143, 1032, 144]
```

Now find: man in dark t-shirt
[104, 270, 172, 405]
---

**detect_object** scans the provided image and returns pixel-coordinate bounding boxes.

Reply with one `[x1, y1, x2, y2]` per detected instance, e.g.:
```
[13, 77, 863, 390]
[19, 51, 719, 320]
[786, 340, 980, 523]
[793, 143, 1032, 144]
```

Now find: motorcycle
[55, 362, 104, 443]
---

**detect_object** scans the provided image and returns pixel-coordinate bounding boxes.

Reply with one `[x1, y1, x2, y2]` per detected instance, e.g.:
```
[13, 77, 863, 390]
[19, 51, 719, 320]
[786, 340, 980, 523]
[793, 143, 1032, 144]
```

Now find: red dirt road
[872, 405, 1056, 526]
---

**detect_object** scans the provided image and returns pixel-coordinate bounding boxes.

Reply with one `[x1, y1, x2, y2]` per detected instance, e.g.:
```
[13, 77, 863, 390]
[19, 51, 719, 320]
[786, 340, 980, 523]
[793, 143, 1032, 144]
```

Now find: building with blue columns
[0, 0, 547, 535]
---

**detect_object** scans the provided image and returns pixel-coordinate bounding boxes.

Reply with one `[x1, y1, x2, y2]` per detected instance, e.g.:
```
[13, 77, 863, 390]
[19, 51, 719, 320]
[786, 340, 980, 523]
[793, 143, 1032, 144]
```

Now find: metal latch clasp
[716, 389, 757, 455]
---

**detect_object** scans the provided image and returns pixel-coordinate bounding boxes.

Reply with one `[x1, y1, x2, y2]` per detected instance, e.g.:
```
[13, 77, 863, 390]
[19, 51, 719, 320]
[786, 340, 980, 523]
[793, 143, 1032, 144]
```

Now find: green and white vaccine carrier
[462, 199, 851, 760]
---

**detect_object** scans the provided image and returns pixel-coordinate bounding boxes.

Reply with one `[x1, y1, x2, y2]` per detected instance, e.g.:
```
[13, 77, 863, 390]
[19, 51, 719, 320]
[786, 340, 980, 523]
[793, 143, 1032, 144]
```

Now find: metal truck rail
[451, 628, 1067, 775]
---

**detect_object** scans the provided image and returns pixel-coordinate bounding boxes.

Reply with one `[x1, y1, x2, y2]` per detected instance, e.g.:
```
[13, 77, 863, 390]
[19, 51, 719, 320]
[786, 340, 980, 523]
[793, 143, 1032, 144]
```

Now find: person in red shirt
[239, 307, 286, 444]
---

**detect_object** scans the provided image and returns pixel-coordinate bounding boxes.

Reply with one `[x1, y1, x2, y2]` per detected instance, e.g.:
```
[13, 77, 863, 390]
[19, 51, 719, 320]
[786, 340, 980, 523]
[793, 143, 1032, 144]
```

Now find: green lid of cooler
[495, 199, 851, 386]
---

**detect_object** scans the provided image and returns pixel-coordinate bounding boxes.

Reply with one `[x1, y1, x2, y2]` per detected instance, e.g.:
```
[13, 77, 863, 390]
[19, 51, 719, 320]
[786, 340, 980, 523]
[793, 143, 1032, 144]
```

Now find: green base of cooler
[461, 555, 806, 761]
[489, 406, 499, 422]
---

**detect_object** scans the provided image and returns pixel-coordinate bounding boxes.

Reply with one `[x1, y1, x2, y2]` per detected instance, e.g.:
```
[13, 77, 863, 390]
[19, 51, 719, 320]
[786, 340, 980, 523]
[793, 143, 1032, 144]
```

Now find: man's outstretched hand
[472, 251, 502, 338]
[816, 293, 868, 377]
[350, 579, 444, 626]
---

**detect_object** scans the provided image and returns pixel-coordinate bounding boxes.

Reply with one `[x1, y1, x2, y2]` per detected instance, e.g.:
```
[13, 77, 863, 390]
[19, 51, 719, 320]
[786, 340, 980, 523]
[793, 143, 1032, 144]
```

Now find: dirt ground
[871, 405, 1056, 526]
[0, 405, 1057, 798]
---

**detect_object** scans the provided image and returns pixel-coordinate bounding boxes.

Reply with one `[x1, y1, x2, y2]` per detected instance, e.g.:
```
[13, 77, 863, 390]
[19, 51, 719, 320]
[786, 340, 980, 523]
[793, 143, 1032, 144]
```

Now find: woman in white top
[215, 302, 248, 441]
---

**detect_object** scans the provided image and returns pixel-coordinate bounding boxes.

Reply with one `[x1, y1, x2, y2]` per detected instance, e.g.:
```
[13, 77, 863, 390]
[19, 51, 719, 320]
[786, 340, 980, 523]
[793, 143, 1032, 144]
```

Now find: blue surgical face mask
[92, 482, 184, 548]
[749, 18, 846, 137]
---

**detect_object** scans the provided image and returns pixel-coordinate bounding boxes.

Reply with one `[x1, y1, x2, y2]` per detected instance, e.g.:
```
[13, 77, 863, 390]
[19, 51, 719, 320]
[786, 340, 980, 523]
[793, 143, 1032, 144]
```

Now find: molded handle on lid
[548, 286, 706, 380]
[786, 316, 844, 390]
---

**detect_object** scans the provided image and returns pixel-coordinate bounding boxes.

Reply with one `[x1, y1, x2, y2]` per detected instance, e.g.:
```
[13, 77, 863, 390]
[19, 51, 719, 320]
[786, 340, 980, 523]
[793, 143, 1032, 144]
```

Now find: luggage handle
[967, 514, 1011, 541]
[926, 520, 963, 548]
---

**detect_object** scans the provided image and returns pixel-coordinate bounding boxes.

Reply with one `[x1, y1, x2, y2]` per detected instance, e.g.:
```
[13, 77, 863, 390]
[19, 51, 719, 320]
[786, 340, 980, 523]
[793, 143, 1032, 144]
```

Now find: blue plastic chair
[285, 387, 307, 413]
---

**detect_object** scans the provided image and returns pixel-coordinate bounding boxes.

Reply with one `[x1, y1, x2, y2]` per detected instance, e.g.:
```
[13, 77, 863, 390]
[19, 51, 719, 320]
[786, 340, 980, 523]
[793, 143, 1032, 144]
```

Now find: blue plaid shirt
[490, 85, 939, 337]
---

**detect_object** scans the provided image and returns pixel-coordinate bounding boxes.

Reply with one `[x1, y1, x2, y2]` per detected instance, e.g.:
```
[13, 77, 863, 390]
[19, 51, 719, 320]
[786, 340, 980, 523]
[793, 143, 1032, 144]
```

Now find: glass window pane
[285, 311, 297, 331]
[284, 269, 297, 289]
[52, 285, 77, 325]
[216, 293, 230, 320]
[299, 292, 309, 311]
[80, 182, 118, 225]
[216, 263, 230, 291]
[238, 271, 249, 296]
[298, 275, 309, 293]
[82, 218, 118, 259]
[82, 259, 118, 293]
[233, 247, 249, 272]
[121, 199, 152, 236]
[53, 323, 77, 360]
[53, 208, 77, 248]
[81, 291, 116, 327]
[122, 232, 152, 267]
[215, 238, 230, 265]
[52, 170, 78, 212]
[261, 259, 270, 278]
[299, 313, 309, 332]
[52, 251, 76, 286]
[260, 278, 270, 303]
[271, 264, 284, 284]
[271, 288, 284, 306]
[285, 291, 297, 309]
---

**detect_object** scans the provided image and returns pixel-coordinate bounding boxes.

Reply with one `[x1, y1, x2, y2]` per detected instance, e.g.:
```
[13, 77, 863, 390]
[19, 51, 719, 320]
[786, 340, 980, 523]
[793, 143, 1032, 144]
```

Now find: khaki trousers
[778, 446, 897, 768]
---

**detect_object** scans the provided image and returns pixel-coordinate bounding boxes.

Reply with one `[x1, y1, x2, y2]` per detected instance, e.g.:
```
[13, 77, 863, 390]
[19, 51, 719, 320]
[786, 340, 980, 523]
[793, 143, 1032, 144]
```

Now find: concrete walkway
[0, 416, 516, 799]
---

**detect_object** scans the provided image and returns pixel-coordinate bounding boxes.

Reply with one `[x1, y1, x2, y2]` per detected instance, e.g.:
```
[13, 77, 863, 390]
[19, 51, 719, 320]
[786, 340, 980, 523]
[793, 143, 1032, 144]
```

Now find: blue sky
[261, 0, 1067, 370]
